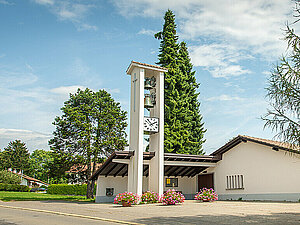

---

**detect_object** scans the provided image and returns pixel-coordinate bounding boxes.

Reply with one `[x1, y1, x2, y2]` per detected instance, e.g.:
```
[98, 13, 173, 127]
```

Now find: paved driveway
[0, 200, 299, 225]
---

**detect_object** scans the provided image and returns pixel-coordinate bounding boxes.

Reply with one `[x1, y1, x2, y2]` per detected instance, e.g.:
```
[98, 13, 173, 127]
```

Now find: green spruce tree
[155, 10, 206, 154]
[1, 140, 31, 174]
[178, 42, 206, 154]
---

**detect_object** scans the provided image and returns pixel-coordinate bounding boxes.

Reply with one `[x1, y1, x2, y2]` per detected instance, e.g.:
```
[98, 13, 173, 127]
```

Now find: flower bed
[162, 189, 185, 205]
[113, 192, 139, 206]
[141, 191, 159, 204]
[194, 188, 218, 202]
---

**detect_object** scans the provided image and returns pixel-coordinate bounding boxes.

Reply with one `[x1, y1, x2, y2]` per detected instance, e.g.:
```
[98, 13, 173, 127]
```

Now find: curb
[0, 204, 143, 225]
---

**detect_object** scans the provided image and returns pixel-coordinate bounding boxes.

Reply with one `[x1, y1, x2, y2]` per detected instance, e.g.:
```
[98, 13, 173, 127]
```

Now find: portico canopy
[90, 151, 221, 180]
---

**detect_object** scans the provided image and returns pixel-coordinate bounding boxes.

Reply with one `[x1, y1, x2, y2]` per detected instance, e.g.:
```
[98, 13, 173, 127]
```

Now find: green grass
[0, 191, 94, 202]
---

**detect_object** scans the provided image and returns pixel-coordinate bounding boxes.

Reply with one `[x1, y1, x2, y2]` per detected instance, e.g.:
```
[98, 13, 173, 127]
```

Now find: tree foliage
[262, 2, 300, 150]
[49, 88, 128, 198]
[0, 140, 31, 174]
[0, 170, 21, 184]
[30, 149, 54, 183]
[155, 10, 206, 154]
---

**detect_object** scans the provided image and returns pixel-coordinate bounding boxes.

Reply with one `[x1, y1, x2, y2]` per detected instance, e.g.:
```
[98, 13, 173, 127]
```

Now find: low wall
[218, 193, 300, 202]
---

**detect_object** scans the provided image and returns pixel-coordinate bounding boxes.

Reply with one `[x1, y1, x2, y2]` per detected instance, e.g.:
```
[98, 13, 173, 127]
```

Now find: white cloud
[190, 43, 252, 78]
[50, 85, 86, 95]
[138, 28, 157, 36]
[0, 0, 14, 5]
[206, 94, 244, 102]
[0, 54, 5, 58]
[0, 69, 38, 88]
[33, 0, 54, 5]
[113, 0, 296, 78]
[33, 0, 97, 31]
[0, 128, 51, 152]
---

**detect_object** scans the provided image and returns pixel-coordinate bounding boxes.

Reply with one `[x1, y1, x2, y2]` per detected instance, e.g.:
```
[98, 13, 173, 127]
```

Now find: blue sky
[0, 0, 296, 153]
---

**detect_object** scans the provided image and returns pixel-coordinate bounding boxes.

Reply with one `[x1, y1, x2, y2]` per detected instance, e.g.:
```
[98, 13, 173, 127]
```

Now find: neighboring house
[11, 171, 49, 187]
[91, 135, 300, 202]
[66, 163, 102, 184]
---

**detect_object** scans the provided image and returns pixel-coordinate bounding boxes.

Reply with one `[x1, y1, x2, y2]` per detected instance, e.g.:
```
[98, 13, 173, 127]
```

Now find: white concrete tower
[126, 61, 167, 196]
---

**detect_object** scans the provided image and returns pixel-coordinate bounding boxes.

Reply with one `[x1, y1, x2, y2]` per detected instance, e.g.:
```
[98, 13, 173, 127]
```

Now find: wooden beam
[178, 167, 192, 177]
[173, 167, 187, 177]
[121, 165, 128, 177]
[165, 166, 180, 176]
[113, 164, 126, 177]
[189, 167, 205, 177]
[105, 163, 118, 177]
[112, 159, 151, 165]
[185, 167, 198, 177]
[164, 161, 216, 167]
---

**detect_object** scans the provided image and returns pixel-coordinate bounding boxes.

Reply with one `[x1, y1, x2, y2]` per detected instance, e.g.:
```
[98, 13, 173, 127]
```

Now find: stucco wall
[95, 175, 149, 202]
[163, 176, 197, 199]
[96, 175, 198, 202]
[212, 141, 300, 201]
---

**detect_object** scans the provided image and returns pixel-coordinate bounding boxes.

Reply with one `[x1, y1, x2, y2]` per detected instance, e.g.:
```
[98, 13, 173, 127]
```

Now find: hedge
[0, 183, 29, 192]
[47, 184, 96, 196]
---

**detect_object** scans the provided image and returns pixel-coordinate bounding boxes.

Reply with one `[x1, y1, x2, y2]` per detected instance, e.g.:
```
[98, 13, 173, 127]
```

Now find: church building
[91, 61, 300, 202]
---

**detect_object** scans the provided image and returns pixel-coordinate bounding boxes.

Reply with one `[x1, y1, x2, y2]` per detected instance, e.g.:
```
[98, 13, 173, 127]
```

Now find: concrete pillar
[127, 67, 144, 196]
[148, 72, 164, 196]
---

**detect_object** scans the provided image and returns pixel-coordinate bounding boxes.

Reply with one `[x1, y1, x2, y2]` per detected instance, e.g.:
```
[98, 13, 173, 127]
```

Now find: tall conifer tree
[155, 10, 206, 154]
[178, 42, 206, 154]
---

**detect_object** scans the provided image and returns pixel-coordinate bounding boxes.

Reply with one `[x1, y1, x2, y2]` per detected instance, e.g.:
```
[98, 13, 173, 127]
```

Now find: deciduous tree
[49, 88, 127, 198]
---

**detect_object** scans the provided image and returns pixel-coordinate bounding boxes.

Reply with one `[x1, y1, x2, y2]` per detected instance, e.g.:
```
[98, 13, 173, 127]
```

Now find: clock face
[144, 117, 159, 133]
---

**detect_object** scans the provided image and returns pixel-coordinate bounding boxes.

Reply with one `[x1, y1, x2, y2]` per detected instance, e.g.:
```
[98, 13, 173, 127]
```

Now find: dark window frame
[165, 178, 178, 187]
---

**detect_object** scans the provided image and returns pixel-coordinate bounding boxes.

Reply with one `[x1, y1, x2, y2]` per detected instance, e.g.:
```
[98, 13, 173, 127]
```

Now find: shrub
[0, 183, 29, 192]
[162, 189, 185, 205]
[141, 191, 159, 204]
[46, 184, 96, 195]
[0, 170, 21, 184]
[194, 188, 218, 202]
[113, 192, 139, 206]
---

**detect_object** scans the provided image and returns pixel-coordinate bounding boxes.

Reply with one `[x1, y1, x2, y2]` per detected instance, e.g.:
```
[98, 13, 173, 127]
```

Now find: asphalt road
[0, 200, 299, 225]
[0, 207, 114, 225]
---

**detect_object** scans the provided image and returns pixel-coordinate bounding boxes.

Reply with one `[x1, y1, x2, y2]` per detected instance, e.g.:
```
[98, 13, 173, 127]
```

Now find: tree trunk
[86, 121, 93, 199]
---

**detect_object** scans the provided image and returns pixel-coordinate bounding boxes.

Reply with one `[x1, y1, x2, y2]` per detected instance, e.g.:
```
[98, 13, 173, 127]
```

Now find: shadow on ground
[133, 213, 300, 225]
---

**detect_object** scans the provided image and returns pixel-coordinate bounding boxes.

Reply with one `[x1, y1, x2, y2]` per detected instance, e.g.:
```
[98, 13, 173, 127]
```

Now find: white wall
[96, 175, 197, 201]
[163, 176, 197, 197]
[96, 175, 149, 197]
[211, 142, 300, 201]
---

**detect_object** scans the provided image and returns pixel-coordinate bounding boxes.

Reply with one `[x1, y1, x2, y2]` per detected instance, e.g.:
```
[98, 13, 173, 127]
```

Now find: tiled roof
[126, 61, 168, 74]
[11, 172, 49, 186]
[211, 135, 300, 156]
[66, 163, 102, 173]
[240, 135, 298, 151]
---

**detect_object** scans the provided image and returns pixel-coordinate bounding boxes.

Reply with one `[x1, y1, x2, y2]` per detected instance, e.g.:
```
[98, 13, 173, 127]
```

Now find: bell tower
[126, 61, 167, 196]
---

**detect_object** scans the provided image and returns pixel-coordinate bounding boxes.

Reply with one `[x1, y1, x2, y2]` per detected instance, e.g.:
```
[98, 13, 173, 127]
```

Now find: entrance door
[198, 174, 214, 191]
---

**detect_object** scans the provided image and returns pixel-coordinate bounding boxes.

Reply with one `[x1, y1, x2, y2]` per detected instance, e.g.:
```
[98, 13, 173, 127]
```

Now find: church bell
[144, 78, 152, 90]
[144, 94, 154, 109]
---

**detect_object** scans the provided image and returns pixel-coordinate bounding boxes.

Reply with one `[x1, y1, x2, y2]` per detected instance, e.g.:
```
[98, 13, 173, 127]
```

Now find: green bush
[0, 170, 21, 184]
[0, 183, 29, 192]
[47, 184, 96, 196]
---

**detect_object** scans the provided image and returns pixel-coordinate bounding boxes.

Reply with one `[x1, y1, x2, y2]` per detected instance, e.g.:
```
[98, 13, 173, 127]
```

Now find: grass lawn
[0, 191, 95, 202]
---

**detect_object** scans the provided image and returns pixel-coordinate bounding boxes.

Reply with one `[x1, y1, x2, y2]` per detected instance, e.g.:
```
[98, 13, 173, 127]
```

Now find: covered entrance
[198, 174, 214, 190]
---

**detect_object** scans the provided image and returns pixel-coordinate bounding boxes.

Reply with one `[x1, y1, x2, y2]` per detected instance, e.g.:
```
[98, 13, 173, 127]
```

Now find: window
[166, 178, 178, 187]
[106, 188, 114, 196]
[226, 175, 244, 190]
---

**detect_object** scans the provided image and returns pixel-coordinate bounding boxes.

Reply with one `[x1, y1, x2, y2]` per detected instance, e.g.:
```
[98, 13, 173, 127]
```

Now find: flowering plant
[162, 189, 185, 205]
[141, 191, 159, 204]
[113, 192, 139, 206]
[194, 188, 218, 202]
